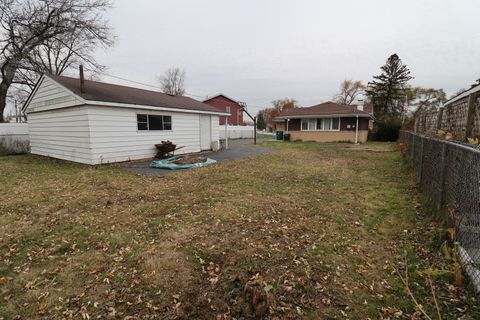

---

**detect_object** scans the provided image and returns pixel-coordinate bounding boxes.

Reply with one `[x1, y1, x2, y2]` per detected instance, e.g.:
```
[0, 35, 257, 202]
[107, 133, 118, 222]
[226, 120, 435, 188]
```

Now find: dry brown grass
[0, 142, 478, 319]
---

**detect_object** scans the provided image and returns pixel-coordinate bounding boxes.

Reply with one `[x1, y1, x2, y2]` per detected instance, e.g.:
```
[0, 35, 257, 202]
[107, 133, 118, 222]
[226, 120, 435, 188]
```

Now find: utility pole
[253, 116, 257, 144]
[240, 103, 257, 145]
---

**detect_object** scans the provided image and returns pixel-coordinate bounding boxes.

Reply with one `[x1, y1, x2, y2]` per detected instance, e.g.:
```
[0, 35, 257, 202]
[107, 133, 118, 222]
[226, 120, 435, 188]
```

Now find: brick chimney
[356, 99, 364, 111]
[79, 65, 85, 93]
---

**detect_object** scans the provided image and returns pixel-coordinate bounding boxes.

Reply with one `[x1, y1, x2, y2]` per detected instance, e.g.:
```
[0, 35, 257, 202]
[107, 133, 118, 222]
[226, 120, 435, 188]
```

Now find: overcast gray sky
[91, 0, 480, 114]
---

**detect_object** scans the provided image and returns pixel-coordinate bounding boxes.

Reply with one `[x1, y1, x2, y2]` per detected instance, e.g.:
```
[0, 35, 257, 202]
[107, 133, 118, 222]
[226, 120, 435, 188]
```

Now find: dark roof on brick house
[275, 102, 372, 120]
[203, 94, 241, 105]
[47, 74, 225, 114]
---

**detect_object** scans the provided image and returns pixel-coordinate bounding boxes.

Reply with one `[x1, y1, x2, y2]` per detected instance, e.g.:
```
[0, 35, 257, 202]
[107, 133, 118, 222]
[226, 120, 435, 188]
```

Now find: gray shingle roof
[50, 75, 225, 114]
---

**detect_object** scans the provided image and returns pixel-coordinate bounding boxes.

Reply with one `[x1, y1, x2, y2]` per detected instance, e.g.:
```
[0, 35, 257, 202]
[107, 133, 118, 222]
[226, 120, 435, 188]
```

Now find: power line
[98, 71, 270, 109]
[100, 71, 210, 100]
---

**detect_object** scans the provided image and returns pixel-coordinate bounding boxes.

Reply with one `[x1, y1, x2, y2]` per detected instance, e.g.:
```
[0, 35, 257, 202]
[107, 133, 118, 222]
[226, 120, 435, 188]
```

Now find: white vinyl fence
[219, 125, 255, 139]
[0, 123, 30, 155]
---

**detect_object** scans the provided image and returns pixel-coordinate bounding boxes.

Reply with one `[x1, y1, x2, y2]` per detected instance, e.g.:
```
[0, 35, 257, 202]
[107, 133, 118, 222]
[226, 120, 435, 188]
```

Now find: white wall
[219, 125, 255, 139]
[0, 123, 30, 154]
[211, 115, 220, 141]
[87, 106, 214, 164]
[28, 106, 93, 164]
[27, 76, 83, 113]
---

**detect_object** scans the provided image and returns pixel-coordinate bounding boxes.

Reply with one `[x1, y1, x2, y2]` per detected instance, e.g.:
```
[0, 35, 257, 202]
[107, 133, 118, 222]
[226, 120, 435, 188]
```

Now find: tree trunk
[0, 83, 9, 123]
[0, 62, 17, 123]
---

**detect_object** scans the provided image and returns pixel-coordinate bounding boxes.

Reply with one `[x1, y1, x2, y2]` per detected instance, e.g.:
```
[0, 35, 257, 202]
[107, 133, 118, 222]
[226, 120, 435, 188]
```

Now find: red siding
[204, 95, 244, 125]
[340, 117, 369, 131]
[287, 119, 301, 131]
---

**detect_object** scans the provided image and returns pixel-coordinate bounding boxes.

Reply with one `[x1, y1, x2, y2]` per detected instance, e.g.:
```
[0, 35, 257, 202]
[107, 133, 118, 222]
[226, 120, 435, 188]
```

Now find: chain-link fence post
[437, 142, 448, 211]
[410, 132, 415, 159]
[417, 136, 425, 184]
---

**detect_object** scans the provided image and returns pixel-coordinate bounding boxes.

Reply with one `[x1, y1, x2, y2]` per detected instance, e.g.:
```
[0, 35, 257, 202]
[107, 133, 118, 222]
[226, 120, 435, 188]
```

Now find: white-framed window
[137, 114, 172, 131]
[301, 118, 340, 131]
[331, 118, 340, 130]
[301, 119, 309, 130]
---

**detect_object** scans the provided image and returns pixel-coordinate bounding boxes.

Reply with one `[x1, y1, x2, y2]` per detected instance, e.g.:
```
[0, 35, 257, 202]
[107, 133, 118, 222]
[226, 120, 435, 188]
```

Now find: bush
[371, 117, 402, 141]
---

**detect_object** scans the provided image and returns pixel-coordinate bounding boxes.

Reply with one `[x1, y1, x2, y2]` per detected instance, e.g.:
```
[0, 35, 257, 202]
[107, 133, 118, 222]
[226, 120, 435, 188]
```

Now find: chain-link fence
[399, 130, 480, 291]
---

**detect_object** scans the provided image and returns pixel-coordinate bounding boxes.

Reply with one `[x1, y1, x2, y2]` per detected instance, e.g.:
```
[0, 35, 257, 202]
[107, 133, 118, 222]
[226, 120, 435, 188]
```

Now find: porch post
[355, 115, 359, 144]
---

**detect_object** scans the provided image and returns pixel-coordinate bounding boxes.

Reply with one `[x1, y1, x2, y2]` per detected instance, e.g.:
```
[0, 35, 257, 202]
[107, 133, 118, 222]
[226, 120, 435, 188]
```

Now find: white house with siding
[23, 74, 229, 165]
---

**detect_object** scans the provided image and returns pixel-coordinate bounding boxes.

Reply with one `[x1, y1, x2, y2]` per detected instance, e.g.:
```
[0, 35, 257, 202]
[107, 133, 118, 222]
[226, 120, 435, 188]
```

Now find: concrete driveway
[123, 138, 273, 174]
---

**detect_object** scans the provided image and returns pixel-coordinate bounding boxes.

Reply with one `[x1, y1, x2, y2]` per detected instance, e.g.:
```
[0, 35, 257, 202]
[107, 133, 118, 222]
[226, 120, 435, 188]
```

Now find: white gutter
[28, 100, 230, 116]
[86, 100, 230, 116]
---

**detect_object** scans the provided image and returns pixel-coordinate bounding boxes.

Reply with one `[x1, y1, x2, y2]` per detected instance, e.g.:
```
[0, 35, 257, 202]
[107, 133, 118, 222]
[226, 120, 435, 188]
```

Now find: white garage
[23, 74, 229, 165]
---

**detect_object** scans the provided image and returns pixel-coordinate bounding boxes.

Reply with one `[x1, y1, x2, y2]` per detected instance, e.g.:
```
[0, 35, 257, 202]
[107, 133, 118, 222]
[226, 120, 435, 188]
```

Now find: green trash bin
[276, 131, 284, 140]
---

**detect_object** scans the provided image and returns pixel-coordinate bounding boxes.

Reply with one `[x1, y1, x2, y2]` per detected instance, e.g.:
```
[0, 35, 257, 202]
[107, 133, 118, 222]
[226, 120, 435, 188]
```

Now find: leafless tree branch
[0, 0, 115, 122]
[157, 67, 186, 96]
[333, 79, 366, 105]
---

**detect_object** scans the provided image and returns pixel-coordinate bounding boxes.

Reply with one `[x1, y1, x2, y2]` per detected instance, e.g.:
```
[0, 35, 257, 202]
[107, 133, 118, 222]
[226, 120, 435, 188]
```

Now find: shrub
[371, 117, 402, 141]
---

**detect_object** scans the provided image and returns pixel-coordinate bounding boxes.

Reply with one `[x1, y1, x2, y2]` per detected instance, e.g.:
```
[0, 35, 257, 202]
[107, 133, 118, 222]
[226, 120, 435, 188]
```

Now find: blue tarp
[149, 155, 217, 170]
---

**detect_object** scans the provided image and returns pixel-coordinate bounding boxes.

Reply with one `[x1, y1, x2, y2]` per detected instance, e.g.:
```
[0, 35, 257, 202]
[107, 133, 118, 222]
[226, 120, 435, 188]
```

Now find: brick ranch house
[203, 94, 244, 125]
[275, 102, 373, 143]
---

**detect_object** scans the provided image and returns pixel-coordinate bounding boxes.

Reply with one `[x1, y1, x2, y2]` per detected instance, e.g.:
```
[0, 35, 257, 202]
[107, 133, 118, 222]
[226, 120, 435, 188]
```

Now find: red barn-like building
[204, 94, 244, 125]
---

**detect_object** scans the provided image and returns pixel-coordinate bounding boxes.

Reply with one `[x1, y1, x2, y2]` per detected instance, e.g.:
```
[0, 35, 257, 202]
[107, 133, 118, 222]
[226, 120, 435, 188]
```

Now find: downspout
[355, 115, 359, 144]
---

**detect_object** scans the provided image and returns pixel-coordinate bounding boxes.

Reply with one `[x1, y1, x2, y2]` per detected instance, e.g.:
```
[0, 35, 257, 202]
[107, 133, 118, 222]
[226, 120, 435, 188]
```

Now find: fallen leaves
[1, 144, 479, 319]
[203, 261, 220, 286]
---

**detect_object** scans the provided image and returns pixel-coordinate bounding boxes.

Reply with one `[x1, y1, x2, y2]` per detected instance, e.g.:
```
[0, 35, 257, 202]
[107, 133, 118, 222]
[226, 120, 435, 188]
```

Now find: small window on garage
[137, 114, 148, 130]
[148, 115, 164, 130]
[163, 116, 172, 130]
[137, 114, 172, 131]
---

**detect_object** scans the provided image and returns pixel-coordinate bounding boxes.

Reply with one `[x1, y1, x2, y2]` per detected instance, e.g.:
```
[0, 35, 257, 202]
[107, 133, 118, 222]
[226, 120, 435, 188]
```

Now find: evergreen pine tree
[366, 54, 413, 119]
[256, 111, 266, 130]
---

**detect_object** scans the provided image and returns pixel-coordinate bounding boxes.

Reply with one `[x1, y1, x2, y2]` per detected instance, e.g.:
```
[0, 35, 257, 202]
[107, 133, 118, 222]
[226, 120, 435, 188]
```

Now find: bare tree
[334, 79, 366, 105]
[406, 86, 446, 116]
[0, 0, 114, 122]
[16, 27, 110, 88]
[271, 98, 298, 111]
[158, 67, 186, 96]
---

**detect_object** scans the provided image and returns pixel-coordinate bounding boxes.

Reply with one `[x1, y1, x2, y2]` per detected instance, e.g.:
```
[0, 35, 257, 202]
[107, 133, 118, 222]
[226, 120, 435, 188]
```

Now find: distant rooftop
[275, 102, 372, 119]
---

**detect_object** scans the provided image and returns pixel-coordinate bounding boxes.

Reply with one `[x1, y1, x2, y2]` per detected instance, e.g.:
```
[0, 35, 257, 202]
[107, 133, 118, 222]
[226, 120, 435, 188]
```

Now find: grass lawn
[0, 142, 478, 319]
